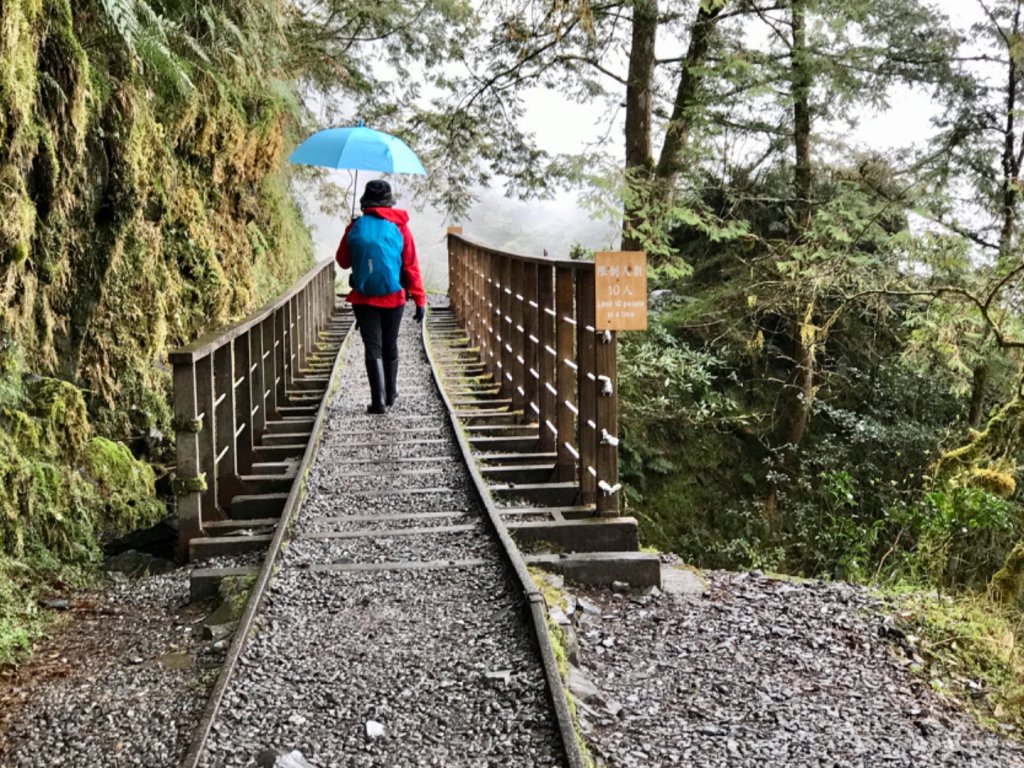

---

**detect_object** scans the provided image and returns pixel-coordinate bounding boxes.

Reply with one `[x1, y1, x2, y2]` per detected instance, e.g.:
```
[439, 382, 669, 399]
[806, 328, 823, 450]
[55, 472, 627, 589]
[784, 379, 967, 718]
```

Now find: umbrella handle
[351, 169, 358, 221]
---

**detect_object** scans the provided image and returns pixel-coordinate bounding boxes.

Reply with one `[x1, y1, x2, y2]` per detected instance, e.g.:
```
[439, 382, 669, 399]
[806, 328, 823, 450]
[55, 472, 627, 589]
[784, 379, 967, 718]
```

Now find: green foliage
[886, 590, 1024, 734]
[617, 322, 737, 504]
[81, 437, 164, 537]
[218, 574, 256, 620]
[0, 359, 163, 663]
[97, 0, 194, 96]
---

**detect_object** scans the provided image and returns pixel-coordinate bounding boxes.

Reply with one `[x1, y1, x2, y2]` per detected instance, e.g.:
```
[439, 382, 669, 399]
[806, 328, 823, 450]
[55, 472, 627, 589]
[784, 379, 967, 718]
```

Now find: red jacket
[335, 207, 426, 308]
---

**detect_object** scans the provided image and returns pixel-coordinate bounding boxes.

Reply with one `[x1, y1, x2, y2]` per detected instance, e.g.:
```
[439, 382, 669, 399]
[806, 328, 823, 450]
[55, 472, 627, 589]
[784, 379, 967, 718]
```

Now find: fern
[98, 0, 144, 56]
[98, 0, 195, 95]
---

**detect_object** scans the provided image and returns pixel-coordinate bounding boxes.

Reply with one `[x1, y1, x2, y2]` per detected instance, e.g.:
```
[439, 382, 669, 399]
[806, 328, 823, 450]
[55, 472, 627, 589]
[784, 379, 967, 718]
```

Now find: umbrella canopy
[289, 125, 426, 175]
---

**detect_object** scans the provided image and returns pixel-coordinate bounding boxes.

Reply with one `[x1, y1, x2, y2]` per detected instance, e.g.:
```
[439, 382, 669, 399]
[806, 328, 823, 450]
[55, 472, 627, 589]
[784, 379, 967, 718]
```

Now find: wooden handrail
[169, 261, 332, 363]
[447, 233, 620, 514]
[170, 261, 337, 560]
[448, 232, 597, 270]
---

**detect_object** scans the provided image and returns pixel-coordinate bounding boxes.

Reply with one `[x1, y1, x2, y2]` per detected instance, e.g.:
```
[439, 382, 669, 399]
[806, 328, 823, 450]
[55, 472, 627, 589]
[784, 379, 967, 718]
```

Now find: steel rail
[177, 320, 356, 768]
[422, 309, 587, 768]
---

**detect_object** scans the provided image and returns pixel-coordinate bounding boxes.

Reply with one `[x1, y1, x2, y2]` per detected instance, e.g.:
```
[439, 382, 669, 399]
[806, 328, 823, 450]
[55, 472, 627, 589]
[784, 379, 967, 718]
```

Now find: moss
[528, 567, 596, 768]
[0, 1, 42, 152]
[218, 574, 257, 621]
[0, 171, 37, 264]
[25, 376, 90, 457]
[932, 395, 1024, 490]
[990, 541, 1024, 605]
[969, 468, 1017, 499]
[5, 408, 41, 453]
[885, 589, 1024, 734]
[0, 363, 163, 662]
[80, 437, 164, 538]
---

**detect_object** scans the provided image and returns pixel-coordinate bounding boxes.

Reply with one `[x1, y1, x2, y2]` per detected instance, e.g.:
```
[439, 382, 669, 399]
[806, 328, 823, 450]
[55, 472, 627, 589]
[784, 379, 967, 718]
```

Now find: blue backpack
[347, 213, 404, 296]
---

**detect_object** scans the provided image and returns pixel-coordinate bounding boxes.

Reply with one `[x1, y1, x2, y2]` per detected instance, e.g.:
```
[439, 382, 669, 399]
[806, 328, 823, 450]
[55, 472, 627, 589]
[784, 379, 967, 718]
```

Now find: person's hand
[414, 305, 426, 324]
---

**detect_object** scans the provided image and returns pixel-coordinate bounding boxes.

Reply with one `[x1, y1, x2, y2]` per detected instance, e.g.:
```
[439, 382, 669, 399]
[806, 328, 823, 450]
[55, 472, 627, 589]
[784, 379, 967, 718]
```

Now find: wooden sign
[595, 251, 648, 331]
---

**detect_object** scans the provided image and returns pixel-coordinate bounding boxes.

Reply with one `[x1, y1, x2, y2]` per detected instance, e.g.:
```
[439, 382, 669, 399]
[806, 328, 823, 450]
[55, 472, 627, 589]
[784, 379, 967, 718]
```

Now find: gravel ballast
[13, 297, 1017, 768]
[558, 568, 1024, 768]
[0, 573, 220, 767]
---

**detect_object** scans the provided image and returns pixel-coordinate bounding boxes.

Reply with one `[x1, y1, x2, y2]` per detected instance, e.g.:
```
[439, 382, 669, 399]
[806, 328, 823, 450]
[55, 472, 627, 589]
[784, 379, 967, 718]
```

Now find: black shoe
[365, 357, 387, 414]
[384, 358, 399, 407]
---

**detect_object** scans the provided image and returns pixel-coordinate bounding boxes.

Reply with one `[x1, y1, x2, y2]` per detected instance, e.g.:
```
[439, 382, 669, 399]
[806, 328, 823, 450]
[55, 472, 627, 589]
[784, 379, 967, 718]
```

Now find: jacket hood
[364, 207, 409, 226]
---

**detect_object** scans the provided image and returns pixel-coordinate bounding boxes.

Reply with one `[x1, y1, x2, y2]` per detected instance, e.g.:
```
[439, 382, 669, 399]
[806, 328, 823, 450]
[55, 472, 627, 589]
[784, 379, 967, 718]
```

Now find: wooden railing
[169, 262, 337, 561]
[447, 232, 620, 515]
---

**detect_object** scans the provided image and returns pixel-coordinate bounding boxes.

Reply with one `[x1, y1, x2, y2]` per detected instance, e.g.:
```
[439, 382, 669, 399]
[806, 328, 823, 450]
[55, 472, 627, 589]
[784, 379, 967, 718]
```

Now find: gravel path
[558, 568, 1024, 768]
[8, 298, 1021, 768]
[196, 306, 565, 768]
[0, 572, 220, 767]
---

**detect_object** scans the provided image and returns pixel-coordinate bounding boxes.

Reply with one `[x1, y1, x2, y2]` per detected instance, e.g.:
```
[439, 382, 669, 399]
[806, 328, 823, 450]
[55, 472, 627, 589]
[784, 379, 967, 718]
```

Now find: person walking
[336, 179, 427, 414]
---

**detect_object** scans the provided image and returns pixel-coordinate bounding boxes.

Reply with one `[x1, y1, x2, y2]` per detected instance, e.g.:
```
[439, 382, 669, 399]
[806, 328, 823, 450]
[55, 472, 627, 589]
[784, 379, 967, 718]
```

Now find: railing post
[576, 267, 598, 507]
[195, 354, 218, 518]
[283, 298, 293, 395]
[320, 268, 328, 328]
[315, 269, 324, 335]
[290, 292, 301, 380]
[301, 282, 312, 368]
[510, 258, 527, 415]
[488, 253, 502, 385]
[261, 315, 279, 421]
[466, 244, 477, 348]
[522, 261, 540, 425]
[309, 274, 319, 352]
[275, 304, 289, 406]
[447, 228, 464, 321]
[475, 249, 486, 354]
[319, 267, 328, 331]
[250, 323, 268, 442]
[499, 256, 513, 397]
[596, 330, 619, 515]
[538, 264, 556, 453]
[173, 360, 203, 562]
[213, 343, 240, 509]
[324, 267, 334, 329]
[322, 267, 330, 327]
[299, 289, 308, 372]
[555, 266, 576, 483]
[234, 332, 255, 475]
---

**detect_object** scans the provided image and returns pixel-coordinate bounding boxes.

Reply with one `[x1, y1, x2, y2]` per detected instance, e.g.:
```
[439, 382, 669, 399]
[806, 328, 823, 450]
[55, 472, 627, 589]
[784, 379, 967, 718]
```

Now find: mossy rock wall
[0, 369, 166, 662]
[0, 0, 315, 662]
[0, 0, 313, 438]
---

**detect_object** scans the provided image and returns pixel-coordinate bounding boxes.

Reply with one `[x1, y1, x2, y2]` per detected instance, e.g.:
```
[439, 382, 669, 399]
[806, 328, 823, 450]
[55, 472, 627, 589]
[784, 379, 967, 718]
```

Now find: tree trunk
[970, 6, 1018, 431]
[775, 304, 818, 452]
[998, 3, 1021, 265]
[654, 4, 723, 196]
[766, 305, 819, 536]
[791, 0, 813, 230]
[764, 5, 817, 534]
[621, 0, 658, 251]
[968, 362, 989, 427]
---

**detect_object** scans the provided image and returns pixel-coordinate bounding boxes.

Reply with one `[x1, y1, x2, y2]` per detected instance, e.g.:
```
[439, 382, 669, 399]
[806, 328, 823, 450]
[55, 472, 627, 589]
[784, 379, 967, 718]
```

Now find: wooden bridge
[168, 230, 658, 768]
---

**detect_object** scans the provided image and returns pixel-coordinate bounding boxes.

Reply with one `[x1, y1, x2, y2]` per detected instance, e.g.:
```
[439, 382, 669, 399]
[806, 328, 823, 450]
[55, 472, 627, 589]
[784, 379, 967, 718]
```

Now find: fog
[301, 176, 620, 291]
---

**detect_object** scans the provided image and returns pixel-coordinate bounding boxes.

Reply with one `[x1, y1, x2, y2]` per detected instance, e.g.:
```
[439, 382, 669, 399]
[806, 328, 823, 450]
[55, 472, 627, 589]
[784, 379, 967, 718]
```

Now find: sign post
[595, 251, 648, 331]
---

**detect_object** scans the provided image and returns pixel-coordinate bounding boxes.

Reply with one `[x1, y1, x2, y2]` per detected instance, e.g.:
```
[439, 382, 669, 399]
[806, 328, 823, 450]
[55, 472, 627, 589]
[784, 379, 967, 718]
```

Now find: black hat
[360, 180, 395, 209]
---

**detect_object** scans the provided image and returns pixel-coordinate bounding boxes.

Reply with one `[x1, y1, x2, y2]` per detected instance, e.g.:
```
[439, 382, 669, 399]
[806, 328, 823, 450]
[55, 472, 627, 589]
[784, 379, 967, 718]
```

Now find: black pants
[353, 304, 405, 362]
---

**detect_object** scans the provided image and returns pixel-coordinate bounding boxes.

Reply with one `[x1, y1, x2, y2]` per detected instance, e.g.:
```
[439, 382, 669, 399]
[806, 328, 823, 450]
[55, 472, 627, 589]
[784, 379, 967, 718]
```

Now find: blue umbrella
[289, 123, 426, 217]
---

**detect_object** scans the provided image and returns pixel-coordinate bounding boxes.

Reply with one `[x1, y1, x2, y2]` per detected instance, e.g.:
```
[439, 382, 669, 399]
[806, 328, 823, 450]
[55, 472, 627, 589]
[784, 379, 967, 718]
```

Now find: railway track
[182, 303, 582, 768]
